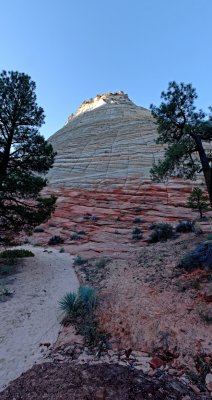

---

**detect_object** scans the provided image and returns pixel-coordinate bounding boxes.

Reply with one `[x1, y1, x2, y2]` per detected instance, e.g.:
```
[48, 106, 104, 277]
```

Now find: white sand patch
[0, 245, 79, 391]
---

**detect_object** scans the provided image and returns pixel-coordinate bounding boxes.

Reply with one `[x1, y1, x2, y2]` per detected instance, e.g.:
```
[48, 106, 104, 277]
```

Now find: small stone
[203, 289, 212, 302]
[189, 384, 200, 394]
[54, 354, 65, 362]
[179, 375, 190, 385]
[148, 369, 156, 376]
[205, 373, 212, 392]
[204, 356, 211, 364]
[168, 368, 177, 375]
[136, 356, 151, 363]
[149, 356, 165, 369]
[118, 361, 127, 367]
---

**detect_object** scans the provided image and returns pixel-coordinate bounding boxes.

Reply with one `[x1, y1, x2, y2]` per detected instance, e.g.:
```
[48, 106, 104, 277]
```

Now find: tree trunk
[0, 133, 13, 179]
[199, 206, 203, 219]
[194, 136, 212, 207]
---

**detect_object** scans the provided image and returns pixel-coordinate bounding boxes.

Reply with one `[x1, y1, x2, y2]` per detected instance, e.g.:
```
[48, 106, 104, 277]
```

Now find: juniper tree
[150, 81, 212, 206]
[187, 187, 210, 219]
[0, 70, 56, 243]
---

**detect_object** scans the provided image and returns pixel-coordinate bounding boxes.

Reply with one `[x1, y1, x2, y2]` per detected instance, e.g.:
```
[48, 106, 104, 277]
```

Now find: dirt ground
[1, 362, 211, 400]
[1, 185, 212, 398]
[91, 234, 212, 369]
[0, 246, 79, 391]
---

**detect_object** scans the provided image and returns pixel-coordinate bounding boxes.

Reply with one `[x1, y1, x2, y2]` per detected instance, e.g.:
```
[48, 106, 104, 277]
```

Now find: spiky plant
[78, 286, 96, 313]
[59, 292, 81, 317]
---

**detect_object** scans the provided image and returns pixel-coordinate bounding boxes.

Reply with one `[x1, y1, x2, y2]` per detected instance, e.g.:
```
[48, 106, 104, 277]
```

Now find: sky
[1, 0, 212, 138]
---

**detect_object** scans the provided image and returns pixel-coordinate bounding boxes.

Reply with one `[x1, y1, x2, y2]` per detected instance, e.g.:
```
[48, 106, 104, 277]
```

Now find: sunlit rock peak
[48, 91, 163, 187]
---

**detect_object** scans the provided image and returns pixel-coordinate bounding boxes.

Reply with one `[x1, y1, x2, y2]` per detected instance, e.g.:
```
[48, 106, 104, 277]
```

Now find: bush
[149, 223, 158, 230]
[83, 214, 98, 222]
[59, 292, 81, 317]
[132, 227, 143, 240]
[33, 227, 45, 233]
[0, 288, 13, 297]
[200, 311, 212, 324]
[59, 286, 97, 344]
[70, 233, 81, 241]
[77, 230, 86, 235]
[133, 218, 142, 224]
[48, 235, 64, 245]
[207, 233, 212, 241]
[178, 241, 212, 272]
[59, 286, 107, 347]
[95, 258, 110, 268]
[73, 255, 87, 266]
[78, 286, 96, 312]
[148, 223, 174, 243]
[0, 249, 34, 258]
[59, 287, 97, 317]
[175, 220, 194, 233]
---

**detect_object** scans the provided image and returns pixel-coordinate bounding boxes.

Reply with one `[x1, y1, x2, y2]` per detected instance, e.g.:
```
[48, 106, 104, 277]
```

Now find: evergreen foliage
[150, 81, 212, 205]
[187, 187, 210, 218]
[178, 241, 212, 271]
[0, 249, 34, 258]
[0, 70, 56, 243]
[148, 222, 174, 243]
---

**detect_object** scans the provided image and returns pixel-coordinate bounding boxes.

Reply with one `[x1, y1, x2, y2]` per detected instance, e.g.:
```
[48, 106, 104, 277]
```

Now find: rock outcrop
[41, 91, 211, 259]
[48, 92, 164, 187]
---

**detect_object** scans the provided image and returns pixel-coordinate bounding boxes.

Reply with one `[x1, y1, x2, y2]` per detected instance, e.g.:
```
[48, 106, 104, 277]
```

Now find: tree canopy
[150, 81, 212, 205]
[0, 70, 56, 243]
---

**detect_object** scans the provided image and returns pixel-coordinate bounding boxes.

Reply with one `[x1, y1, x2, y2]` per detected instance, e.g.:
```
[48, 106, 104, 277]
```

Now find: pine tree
[187, 187, 210, 218]
[0, 70, 56, 243]
[150, 81, 212, 206]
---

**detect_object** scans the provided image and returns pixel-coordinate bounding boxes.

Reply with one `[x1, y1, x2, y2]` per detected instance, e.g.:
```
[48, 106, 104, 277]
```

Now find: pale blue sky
[1, 0, 212, 138]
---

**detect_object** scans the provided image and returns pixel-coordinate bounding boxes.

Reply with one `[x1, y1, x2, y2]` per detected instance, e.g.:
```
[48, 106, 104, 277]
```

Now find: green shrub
[133, 218, 142, 224]
[0, 288, 13, 297]
[73, 255, 87, 266]
[176, 220, 194, 233]
[95, 258, 110, 268]
[33, 227, 45, 233]
[77, 230, 86, 235]
[200, 311, 212, 324]
[148, 223, 174, 243]
[77, 315, 99, 346]
[48, 236, 64, 245]
[78, 286, 96, 312]
[70, 233, 81, 241]
[59, 286, 106, 347]
[132, 227, 143, 240]
[0, 249, 34, 258]
[83, 214, 98, 221]
[207, 233, 212, 241]
[59, 292, 81, 317]
[59, 287, 96, 319]
[178, 242, 212, 272]
[187, 187, 210, 219]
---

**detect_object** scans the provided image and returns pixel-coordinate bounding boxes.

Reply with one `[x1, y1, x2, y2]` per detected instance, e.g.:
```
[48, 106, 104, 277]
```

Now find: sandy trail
[0, 245, 79, 391]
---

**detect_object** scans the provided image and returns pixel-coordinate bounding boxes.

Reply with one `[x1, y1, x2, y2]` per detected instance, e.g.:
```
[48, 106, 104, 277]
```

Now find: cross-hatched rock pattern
[48, 92, 164, 188]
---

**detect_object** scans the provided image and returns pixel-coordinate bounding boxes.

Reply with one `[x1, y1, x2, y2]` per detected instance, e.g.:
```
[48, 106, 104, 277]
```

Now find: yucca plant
[59, 292, 81, 318]
[59, 286, 96, 318]
[78, 286, 96, 313]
